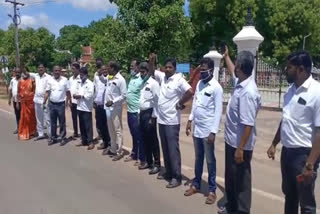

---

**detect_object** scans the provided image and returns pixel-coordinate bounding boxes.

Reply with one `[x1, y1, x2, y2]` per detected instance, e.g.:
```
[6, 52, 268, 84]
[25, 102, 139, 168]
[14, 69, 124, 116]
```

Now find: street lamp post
[232, 7, 264, 80]
[303, 33, 312, 50]
[203, 47, 223, 81]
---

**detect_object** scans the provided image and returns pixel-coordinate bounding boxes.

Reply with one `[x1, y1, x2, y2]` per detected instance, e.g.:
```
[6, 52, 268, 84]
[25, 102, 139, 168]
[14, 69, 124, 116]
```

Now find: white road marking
[1, 107, 319, 211]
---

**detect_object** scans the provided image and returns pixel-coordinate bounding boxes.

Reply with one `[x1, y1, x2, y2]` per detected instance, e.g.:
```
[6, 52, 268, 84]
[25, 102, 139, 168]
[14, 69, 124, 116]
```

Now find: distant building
[79, 46, 93, 66]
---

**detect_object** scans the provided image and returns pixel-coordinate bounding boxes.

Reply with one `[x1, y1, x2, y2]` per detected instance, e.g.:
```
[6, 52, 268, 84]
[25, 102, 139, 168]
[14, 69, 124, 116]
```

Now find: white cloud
[68, 0, 117, 11]
[18, 0, 117, 11]
[20, 13, 49, 29]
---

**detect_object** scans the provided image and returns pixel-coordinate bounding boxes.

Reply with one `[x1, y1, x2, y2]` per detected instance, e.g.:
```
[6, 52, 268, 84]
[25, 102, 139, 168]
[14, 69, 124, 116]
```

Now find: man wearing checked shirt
[124, 59, 147, 169]
[184, 57, 223, 205]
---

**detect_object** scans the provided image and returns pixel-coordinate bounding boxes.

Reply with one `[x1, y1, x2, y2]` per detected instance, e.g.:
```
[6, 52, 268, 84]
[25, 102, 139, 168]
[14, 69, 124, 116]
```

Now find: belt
[50, 101, 65, 105]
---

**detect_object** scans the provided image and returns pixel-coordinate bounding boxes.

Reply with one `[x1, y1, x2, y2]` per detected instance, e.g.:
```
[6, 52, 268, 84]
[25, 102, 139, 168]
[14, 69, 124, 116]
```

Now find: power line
[5, 0, 25, 67]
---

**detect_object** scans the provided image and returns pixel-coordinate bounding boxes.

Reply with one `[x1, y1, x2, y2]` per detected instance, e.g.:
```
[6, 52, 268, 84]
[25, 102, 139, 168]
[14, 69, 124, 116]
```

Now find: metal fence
[219, 59, 288, 109]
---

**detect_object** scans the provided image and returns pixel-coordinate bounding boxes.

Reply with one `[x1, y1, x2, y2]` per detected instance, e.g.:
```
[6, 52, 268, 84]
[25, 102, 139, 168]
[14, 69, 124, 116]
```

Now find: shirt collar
[131, 72, 140, 79]
[237, 75, 252, 88]
[299, 75, 313, 90]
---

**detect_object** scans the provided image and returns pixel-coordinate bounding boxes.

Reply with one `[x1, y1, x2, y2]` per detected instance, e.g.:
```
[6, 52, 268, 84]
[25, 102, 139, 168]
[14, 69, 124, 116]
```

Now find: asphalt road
[0, 102, 319, 214]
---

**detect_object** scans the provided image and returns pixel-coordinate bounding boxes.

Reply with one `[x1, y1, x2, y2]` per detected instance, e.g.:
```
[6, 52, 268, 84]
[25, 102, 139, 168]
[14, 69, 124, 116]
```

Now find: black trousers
[70, 103, 79, 135]
[49, 102, 66, 141]
[78, 110, 93, 145]
[225, 143, 252, 214]
[159, 124, 181, 181]
[281, 147, 318, 214]
[13, 101, 21, 129]
[95, 105, 110, 146]
[140, 109, 161, 167]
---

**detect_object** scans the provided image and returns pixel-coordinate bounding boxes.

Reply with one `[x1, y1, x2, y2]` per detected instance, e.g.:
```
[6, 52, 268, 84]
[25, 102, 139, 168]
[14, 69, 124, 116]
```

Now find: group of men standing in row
[7, 47, 320, 214]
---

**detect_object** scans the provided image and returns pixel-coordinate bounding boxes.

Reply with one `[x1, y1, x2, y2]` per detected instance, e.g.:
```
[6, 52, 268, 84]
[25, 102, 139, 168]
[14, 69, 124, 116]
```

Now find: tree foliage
[92, 0, 194, 71]
[0, 26, 55, 71]
[189, 0, 320, 64]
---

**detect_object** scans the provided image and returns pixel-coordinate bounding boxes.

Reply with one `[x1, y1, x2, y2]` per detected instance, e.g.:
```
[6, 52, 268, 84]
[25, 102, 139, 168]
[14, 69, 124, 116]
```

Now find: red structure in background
[79, 46, 94, 65]
[189, 66, 200, 93]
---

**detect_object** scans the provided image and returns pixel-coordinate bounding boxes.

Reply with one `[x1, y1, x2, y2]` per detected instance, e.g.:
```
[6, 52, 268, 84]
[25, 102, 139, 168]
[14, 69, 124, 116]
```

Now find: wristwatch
[305, 162, 314, 171]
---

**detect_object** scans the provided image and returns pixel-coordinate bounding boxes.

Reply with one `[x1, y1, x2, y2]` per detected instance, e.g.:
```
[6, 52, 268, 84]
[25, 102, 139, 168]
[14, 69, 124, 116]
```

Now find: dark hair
[165, 58, 176, 69]
[287, 51, 312, 74]
[38, 63, 46, 67]
[79, 67, 88, 75]
[132, 58, 141, 66]
[139, 62, 149, 71]
[200, 57, 214, 69]
[236, 51, 254, 76]
[96, 57, 104, 63]
[72, 63, 80, 70]
[109, 60, 120, 72]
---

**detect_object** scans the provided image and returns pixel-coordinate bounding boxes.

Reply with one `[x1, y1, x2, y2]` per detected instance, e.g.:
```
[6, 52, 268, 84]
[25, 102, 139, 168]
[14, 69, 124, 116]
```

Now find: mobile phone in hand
[296, 174, 304, 183]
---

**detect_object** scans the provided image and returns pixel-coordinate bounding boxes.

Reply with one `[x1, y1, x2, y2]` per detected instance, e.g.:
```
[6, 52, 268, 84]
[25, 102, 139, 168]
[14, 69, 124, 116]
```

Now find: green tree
[267, 0, 320, 62]
[0, 26, 55, 71]
[56, 25, 91, 59]
[92, 0, 194, 70]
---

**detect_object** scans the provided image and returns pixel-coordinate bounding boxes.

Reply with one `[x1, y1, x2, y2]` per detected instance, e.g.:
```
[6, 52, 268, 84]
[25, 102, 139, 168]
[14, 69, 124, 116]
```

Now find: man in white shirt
[267, 51, 320, 214]
[218, 48, 261, 214]
[44, 65, 71, 146]
[150, 55, 193, 188]
[73, 67, 95, 150]
[94, 64, 111, 152]
[33, 64, 51, 141]
[184, 58, 223, 205]
[139, 62, 161, 175]
[69, 63, 81, 138]
[8, 68, 21, 134]
[104, 61, 127, 161]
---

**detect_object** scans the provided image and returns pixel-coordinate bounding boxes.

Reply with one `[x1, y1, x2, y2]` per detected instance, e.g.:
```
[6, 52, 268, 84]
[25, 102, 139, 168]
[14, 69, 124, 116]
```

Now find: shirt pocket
[163, 84, 178, 99]
[199, 89, 214, 107]
[290, 100, 308, 122]
[143, 88, 153, 100]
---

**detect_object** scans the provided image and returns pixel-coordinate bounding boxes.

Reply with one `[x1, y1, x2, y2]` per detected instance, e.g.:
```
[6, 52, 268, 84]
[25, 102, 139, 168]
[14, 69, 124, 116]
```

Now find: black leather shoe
[112, 153, 124, 161]
[60, 139, 68, 146]
[166, 179, 181, 188]
[48, 139, 57, 146]
[149, 166, 161, 175]
[157, 173, 171, 180]
[138, 162, 149, 170]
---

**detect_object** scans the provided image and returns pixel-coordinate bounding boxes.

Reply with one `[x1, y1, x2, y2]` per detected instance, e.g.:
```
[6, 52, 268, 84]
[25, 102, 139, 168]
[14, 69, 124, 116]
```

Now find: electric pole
[5, 0, 24, 67]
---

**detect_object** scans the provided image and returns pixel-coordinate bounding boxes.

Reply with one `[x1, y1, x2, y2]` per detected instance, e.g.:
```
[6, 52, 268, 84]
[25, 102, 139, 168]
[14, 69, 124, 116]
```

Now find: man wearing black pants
[74, 67, 95, 150]
[139, 62, 161, 174]
[44, 66, 71, 146]
[268, 51, 320, 214]
[151, 56, 193, 188]
[69, 63, 81, 138]
[8, 68, 21, 134]
[219, 48, 261, 214]
[94, 65, 110, 151]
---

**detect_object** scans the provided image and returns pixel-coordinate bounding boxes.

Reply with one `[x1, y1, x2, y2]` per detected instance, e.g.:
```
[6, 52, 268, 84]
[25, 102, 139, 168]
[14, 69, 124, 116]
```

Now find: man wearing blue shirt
[219, 47, 261, 214]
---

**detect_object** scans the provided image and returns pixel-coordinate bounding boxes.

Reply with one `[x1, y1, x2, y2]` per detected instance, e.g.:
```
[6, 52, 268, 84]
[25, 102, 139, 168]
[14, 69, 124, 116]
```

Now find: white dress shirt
[69, 75, 81, 104]
[140, 77, 160, 118]
[104, 72, 127, 111]
[94, 74, 108, 105]
[281, 76, 320, 148]
[224, 76, 261, 151]
[46, 76, 70, 103]
[155, 70, 191, 125]
[9, 78, 20, 102]
[189, 77, 223, 138]
[33, 73, 51, 104]
[76, 79, 94, 112]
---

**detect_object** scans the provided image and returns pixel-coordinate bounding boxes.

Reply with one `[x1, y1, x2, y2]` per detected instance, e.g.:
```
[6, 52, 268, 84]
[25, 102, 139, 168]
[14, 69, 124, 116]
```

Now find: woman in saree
[17, 67, 37, 140]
